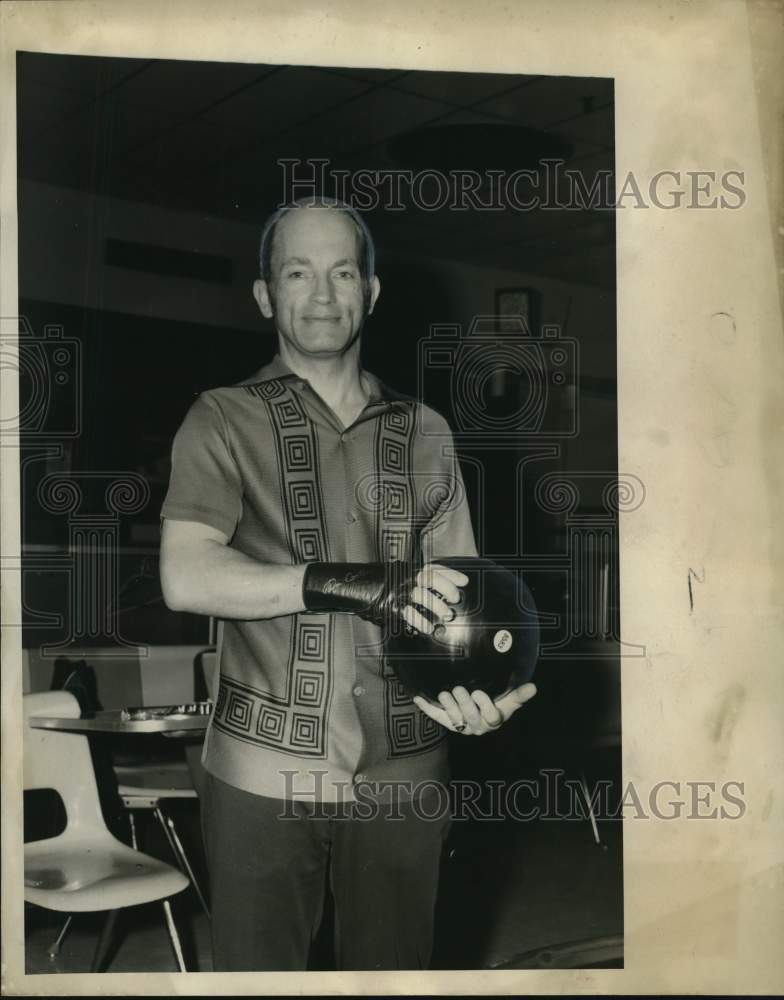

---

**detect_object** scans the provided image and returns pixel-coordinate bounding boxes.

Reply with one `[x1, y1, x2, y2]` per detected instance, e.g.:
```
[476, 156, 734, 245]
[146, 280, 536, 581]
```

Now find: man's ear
[253, 278, 274, 319]
[367, 275, 381, 315]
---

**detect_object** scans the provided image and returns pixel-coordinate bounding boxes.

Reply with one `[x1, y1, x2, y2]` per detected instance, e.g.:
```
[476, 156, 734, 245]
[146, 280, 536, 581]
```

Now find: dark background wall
[16, 54, 620, 764]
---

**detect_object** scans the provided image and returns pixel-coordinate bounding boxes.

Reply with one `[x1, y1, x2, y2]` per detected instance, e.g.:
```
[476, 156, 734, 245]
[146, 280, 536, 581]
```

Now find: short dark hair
[258, 196, 376, 296]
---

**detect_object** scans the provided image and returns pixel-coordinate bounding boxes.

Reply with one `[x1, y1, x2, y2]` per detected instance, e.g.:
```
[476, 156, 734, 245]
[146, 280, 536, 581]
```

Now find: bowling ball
[386, 557, 540, 704]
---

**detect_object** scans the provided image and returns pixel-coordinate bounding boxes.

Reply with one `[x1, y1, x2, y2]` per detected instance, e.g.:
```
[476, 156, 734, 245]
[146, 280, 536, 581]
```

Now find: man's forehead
[271, 207, 362, 263]
[277, 206, 356, 240]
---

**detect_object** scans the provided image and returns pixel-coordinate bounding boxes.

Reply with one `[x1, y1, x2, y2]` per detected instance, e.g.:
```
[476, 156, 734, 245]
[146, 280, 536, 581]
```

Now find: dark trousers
[202, 771, 451, 971]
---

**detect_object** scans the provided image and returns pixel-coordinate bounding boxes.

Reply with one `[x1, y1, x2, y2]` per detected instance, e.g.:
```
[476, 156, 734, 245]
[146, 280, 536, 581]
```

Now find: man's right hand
[301, 561, 468, 634]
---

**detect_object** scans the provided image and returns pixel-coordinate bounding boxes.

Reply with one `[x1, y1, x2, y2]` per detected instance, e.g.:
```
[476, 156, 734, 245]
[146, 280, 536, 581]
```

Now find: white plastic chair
[113, 759, 210, 917]
[113, 647, 215, 917]
[23, 690, 190, 972]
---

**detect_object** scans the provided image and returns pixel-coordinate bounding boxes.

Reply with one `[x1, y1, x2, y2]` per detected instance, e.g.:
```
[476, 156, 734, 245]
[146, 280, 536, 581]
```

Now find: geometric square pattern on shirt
[391, 712, 417, 750]
[381, 437, 405, 474]
[382, 480, 408, 519]
[375, 401, 415, 570]
[255, 380, 285, 400]
[289, 481, 317, 519]
[213, 375, 456, 774]
[245, 379, 285, 401]
[291, 712, 321, 750]
[386, 701, 445, 757]
[214, 661, 330, 758]
[389, 675, 413, 707]
[297, 623, 326, 662]
[256, 703, 286, 741]
[294, 669, 325, 707]
[273, 397, 306, 428]
[383, 663, 446, 759]
[380, 527, 411, 562]
[375, 398, 442, 760]
[215, 683, 227, 718]
[293, 527, 325, 562]
[420, 712, 442, 743]
[284, 435, 313, 471]
[383, 408, 411, 434]
[226, 691, 252, 733]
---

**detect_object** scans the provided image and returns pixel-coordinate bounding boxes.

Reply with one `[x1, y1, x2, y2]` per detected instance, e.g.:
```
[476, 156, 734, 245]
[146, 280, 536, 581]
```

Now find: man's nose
[311, 273, 335, 303]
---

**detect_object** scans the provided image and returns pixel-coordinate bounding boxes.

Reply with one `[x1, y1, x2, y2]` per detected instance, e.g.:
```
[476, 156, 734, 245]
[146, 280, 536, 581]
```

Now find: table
[29, 701, 212, 738]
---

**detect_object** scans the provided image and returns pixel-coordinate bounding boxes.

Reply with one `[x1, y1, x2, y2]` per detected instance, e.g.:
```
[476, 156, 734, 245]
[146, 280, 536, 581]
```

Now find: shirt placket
[295, 381, 378, 790]
[340, 421, 371, 786]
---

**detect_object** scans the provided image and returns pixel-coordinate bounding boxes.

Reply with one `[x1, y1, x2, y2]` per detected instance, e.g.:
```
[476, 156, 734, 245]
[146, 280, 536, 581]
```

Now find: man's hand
[401, 563, 467, 634]
[301, 560, 467, 634]
[413, 682, 537, 736]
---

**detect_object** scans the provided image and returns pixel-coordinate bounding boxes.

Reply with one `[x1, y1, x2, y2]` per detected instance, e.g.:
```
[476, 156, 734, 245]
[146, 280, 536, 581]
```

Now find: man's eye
[287, 270, 308, 279]
[335, 270, 357, 280]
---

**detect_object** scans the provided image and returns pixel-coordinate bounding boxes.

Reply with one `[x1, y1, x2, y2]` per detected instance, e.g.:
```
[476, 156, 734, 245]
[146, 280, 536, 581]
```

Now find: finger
[413, 696, 467, 735]
[495, 682, 538, 720]
[511, 682, 537, 705]
[471, 689, 504, 728]
[437, 690, 466, 731]
[412, 695, 451, 727]
[402, 604, 434, 635]
[451, 686, 483, 732]
[430, 570, 466, 606]
[423, 563, 469, 586]
[409, 585, 454, 624]
[418, 565, 469, 603]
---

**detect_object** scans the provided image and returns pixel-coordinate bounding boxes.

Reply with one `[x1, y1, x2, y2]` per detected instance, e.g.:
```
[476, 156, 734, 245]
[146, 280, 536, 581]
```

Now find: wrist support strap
[302, 561, 415, 627]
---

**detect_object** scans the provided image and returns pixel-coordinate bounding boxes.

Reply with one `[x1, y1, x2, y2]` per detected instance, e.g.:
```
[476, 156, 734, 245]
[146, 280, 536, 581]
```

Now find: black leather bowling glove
[302, 561, 421, 627]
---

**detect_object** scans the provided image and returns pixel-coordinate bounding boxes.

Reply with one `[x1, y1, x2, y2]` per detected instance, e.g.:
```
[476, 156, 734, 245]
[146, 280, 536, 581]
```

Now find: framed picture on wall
[495, 287, 541, 335]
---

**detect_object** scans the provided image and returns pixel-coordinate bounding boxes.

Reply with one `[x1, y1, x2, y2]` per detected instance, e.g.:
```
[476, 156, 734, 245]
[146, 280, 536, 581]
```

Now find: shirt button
[353, 685, 365, 697]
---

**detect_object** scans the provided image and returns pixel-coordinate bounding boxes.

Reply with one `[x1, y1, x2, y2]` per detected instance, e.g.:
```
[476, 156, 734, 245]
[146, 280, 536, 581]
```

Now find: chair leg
[128, 810, 139, 850]
[164, 813, 211, 919]
[47, 914, 73, 959]
[90, 909, 120, 973]
[154, 806, 211, 919]
[154, 805, 180, 861]
[162, 898, 187, 972]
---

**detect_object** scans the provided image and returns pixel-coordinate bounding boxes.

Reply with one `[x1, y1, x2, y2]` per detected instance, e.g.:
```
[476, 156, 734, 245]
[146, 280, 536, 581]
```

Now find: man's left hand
[413, 683, 537, 736]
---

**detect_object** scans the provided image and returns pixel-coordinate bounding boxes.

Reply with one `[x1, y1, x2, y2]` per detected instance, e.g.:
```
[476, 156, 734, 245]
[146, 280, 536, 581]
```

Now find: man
[160, 197, 536, 971]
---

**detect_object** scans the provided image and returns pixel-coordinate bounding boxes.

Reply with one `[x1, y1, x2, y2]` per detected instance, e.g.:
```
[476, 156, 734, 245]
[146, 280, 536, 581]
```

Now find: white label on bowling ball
[493, 629, 513, 653]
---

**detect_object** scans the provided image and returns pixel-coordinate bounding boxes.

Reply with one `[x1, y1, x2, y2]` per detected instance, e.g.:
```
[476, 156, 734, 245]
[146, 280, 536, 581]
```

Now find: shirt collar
[244, 354, 412, 406]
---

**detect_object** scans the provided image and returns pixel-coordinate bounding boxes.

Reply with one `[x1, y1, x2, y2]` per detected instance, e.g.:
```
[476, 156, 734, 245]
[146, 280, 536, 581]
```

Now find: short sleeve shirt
[161, 354, 477, 801]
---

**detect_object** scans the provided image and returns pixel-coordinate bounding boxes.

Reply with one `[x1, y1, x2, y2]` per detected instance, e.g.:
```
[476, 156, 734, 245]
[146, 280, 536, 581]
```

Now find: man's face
[254, 207, 380, 358]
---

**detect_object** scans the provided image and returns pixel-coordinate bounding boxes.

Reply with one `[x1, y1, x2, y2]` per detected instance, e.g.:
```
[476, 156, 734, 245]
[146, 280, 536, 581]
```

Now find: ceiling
[17, 52, 615, 288]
